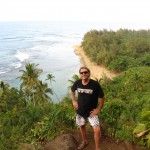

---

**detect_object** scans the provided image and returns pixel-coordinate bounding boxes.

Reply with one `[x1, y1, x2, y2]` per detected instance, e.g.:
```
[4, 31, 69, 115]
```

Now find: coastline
[73, 45, 119, 79]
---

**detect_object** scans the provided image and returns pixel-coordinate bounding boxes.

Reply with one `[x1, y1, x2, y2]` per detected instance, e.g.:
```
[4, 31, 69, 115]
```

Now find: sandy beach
[73, 45, 118, 79]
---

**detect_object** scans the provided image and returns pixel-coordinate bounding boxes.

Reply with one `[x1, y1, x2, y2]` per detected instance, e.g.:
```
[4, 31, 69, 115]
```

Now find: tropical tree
[0, 81, 9, 92]
[35, 80, 53, 105]
[81, 29, 150, 72]
[68, 74, 80, 89]
[0, 81, 10, 111]
[46, 74, 60, 102]
[18, 63, 42, 104]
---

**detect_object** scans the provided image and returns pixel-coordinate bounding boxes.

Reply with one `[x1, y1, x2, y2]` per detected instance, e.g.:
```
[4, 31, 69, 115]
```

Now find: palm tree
[19, 63, 42, 89]
[0, 81, 10, 111]
[18, 63, 42, 104]
[46, 74, 60, 102]
[68, 74, 80, 89]
[0, 81, 9, 92]
[35, 80, 53, 105]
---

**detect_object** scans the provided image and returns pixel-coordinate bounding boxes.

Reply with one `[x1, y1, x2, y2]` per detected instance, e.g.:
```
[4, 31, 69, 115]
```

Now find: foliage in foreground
[0, 63, 76, 150]
[99, 66, 150, 148]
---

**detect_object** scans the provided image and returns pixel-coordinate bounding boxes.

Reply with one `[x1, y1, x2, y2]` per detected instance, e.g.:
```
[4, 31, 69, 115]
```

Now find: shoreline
[73, 45, 119, 79]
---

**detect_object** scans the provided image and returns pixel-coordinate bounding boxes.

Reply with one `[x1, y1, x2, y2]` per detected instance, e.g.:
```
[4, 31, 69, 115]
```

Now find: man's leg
[80, 125, 88, 143]
[88, 115, 101, 150]
[93, 126, 101, 150]
[76, 115, 88, 149]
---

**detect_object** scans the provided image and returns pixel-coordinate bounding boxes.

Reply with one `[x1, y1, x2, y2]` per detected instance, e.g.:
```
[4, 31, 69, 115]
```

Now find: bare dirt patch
[42, 129, 147, 150]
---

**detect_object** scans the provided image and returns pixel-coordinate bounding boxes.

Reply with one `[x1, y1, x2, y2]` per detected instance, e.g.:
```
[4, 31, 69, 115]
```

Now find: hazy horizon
[0, 0, 150, 29]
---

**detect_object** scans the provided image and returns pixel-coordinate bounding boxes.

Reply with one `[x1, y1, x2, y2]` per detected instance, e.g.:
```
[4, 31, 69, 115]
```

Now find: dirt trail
[43, 129, 147, 150]
[73, 45, 119, 79]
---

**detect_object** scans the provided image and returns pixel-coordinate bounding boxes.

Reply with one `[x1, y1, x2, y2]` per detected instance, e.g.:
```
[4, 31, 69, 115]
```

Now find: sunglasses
[80, 71, 88, 74]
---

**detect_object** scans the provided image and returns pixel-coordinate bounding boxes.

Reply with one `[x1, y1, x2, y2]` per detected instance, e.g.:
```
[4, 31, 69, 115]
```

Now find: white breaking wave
[0, 68, 10, 75]
[15, 63, 22, 68]
[0, 71, 7, 74]
[11, 62, 22, 69]
[15, 51, 29, 62]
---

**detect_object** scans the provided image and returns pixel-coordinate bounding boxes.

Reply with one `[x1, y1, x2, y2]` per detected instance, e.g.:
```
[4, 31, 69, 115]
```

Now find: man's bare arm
[90, 97, 105, 115]
[98, 97, 105, 111]
[70, 90, 78, 110]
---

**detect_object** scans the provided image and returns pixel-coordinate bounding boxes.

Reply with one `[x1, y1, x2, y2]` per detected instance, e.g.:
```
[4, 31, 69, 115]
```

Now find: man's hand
[90, 108, 101, 116]
[90, 97, 105, 116]
[72, 101, 78, 110]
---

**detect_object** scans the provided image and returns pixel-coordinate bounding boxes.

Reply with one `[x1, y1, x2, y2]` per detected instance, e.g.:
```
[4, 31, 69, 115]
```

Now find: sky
[0, 0, 150, 28]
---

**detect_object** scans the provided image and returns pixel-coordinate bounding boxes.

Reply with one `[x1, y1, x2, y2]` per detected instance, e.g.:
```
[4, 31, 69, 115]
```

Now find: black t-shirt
[71, 79, 104, 117]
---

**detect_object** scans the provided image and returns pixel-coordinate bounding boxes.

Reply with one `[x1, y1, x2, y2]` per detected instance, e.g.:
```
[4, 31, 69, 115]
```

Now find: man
[70, 66, 105, 150]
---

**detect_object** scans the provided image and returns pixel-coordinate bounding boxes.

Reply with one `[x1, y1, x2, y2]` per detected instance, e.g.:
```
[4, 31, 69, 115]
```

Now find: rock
[43, 133, 78, 150]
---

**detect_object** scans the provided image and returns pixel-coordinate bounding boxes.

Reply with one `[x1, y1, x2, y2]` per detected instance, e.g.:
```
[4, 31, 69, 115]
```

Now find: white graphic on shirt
[77, 88, 93, 94]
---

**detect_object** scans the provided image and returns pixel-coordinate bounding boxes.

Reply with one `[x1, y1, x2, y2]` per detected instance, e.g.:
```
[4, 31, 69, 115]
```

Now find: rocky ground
[42, 129, 148, 150]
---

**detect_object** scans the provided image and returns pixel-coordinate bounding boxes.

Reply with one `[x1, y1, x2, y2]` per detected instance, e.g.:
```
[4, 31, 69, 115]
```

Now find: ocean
[0, 21, 102, 102]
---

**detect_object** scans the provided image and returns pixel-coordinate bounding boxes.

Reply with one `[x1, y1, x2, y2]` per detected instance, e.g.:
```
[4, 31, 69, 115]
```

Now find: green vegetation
[81, 29, 150, 148]
[0, 63, 75, 150]
[99, 67, 150, 147]
[81, 29, 150, 72]
[0, 29, 150, 149]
